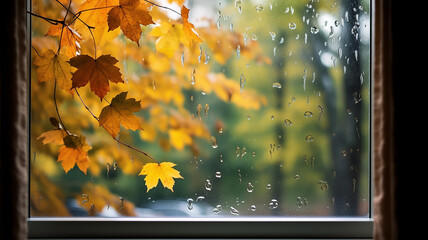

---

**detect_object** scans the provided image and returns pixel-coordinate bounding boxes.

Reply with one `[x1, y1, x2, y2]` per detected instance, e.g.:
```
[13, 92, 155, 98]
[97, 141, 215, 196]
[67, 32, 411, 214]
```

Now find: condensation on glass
[30, 0, 371, 218]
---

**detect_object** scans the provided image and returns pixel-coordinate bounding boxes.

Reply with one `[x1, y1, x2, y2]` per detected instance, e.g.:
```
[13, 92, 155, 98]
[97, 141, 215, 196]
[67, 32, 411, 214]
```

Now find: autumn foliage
[30, 0, 267, 216]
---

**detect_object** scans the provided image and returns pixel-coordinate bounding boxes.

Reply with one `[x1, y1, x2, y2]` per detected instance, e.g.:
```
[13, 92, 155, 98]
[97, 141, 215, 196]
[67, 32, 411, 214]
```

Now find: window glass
[30, 0, 370, 217]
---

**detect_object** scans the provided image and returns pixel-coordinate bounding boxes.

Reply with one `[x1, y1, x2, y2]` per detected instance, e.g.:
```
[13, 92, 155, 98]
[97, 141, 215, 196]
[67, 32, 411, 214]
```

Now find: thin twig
[54, 78, 69, 134]
[26, 11, 63, 25]
[31, 45, 41, 57]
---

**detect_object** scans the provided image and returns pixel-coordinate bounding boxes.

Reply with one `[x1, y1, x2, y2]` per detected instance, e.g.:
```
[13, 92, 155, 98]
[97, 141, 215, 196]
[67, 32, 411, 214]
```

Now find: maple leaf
[74, 0, 120, 45]
[138, 162, 183, 192]
[57, 134, 92, 174]
[150, 21, 184, 58]
[34, 49, 73, 94]
[69, 54, 124, 100]
[98, 91, 143, 137]
[37, 117, 69, 145]
[107, 0, 154, 45]
[181, 6, 202, 46]
[46, 24, 82, 58]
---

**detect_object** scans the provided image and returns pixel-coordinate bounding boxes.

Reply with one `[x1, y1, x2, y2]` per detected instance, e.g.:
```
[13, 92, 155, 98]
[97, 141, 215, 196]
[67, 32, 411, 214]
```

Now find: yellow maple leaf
[57, 135, 92, 174]
[99, 91, 143, 137]
[34, 49, 73, 94]
[138, 162, 183, 192]
[150, 21, 184, 58]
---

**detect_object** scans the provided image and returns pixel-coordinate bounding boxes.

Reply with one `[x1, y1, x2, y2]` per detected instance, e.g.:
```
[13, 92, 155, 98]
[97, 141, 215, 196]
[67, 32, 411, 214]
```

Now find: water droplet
[230, 206, 240, 215]
[266, 183, 272, 190]
[240, 74, 246, 94]
[204, 51, 210, 64]
[341, 150, 347, 157]
[212, 205, 222, 214]
[334, 20, 340, 27]
[328, 26, 334, 38]
[255, 5, 264, 12]
[346, 107, 352, 115]
[81, 194, 89, 204]
[187, 198, 194, 210]
[210, 136, 218, 148]
[289, 22, 296, 30]
[247, 182, 254, 192]
[284, 119, 292, 127]
[352, 178, 357, 194]
[196, 104, 202, 120]
[196, 196, 205, 202]
[250, 205, 256, 211]
[310, 26, 319, 34]
[205, 179, 212, 191]
[235, 0, 242, 13]
[215, 171, 222, 178]
[353, 91, 362, 104]
[318, 180, 329, 190]
[304, 111, 313, 118]
[191, 69, 196, 85]
[269, 199, 278, 209]
[269, 31, 276, 41]
[236, 44, 241, 59]
[293, 174, 300, 180]
[272, 82, 282, 88]
[305, 135, 314, 142]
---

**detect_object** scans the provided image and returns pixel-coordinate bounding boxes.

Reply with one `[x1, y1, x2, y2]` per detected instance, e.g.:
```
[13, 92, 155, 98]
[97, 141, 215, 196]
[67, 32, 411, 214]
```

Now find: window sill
[28, 217, 373, 239]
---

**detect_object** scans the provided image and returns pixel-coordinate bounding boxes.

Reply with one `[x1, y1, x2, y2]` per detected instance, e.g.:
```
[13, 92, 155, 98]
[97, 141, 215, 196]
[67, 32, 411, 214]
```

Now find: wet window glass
[30, 0, 370, 218]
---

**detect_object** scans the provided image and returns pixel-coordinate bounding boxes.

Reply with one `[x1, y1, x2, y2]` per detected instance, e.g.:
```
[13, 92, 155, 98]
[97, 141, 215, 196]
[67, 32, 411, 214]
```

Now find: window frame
[26, 0, 375, 238]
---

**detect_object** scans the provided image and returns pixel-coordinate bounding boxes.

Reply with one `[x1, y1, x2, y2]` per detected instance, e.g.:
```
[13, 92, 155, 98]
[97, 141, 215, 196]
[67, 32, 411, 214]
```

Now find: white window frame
[26, 0, 375, 238]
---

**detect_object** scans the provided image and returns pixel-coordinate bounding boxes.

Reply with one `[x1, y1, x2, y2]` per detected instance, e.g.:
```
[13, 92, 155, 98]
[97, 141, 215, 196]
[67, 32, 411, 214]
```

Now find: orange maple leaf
[181, 6, 202, 45]
[107, 0, 154, 45]
[34, 49, 73, 94]
[138, 162, 183, 192]
[69, 54, 124, 100]
[37, 117, 69, 145]
[99, 92, 143, 137]
[58, 135, 92, 174]
[46, 24, 82, 58]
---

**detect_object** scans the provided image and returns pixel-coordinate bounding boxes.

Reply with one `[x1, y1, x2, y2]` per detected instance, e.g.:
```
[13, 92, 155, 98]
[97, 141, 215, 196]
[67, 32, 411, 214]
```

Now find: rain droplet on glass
[310, 26, 319, 34]
[305, 135, 314, 142]
[247, 182, 254, 192]
[187, 198, 194, 210]
[240, 74, 246, 94]
[215, 171, 222, 178]
[213, 205, 222, 214]
[272, 82, 282, 88]
[230, 206, 240, 215]
[269, 199, 278, 209]
[289, 22, 297, 30]
[284, 119, 292, 127]
[205, 179, 212, 191]
[304, 111, 313, 118]
[255, 5, 264, 12]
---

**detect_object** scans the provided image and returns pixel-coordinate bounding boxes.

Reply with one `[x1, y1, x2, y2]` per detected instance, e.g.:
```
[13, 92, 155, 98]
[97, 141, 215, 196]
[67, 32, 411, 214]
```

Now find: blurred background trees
[30, 0, 370, 217]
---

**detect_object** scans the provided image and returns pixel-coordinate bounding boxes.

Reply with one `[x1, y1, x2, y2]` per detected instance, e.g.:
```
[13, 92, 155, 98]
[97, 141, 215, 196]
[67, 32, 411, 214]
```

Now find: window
[28, 0, 373, 238]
